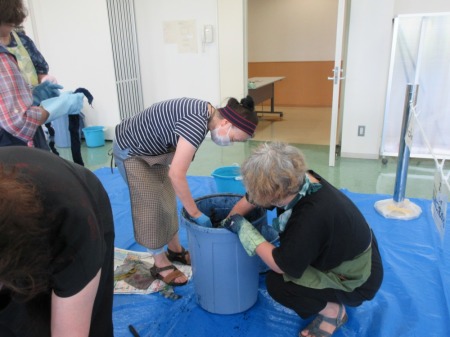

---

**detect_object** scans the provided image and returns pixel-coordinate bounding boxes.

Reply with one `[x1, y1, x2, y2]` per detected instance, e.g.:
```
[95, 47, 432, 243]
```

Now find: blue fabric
[0, 45, 8, 55]
[94, 168, 450, 337]
[41, 92, 84, 123]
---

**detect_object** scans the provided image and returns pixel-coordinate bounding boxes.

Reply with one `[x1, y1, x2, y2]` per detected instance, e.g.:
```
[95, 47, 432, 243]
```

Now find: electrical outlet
[358, 125, 365, 137]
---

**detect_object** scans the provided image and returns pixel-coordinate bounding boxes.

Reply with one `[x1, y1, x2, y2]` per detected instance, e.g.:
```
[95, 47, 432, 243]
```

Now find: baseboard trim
[341, 152, 379, 160]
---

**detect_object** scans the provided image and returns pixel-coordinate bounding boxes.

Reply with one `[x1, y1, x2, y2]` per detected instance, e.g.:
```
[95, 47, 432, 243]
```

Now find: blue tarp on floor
[94, 168, 450, 337]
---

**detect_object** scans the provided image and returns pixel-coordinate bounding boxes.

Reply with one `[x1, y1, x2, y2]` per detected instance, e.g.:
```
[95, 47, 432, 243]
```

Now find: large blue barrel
[181, 194, 267, 314]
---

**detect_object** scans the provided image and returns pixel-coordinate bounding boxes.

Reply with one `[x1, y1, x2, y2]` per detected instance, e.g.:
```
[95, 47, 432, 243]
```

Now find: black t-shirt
[272, 171, 372, 279]
[0, 146, 114, 336]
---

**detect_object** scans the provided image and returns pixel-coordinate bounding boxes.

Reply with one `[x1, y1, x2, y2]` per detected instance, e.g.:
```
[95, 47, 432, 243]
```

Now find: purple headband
[218, 105, 256, 136]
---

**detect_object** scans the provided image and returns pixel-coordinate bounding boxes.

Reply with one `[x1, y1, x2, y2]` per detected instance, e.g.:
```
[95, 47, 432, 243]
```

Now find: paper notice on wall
[163, 22, 178, 44]
[163, 20, 198, 54]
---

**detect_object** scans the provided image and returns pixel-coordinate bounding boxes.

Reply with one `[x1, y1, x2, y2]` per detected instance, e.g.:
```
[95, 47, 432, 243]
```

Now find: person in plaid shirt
[1, 0, 83, 149]
[0, 42, 49, 148]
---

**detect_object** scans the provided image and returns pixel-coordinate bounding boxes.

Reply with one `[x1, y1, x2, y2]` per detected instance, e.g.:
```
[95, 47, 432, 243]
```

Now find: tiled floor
[253, 106, 331, 145]
[57, 138, 442, 200]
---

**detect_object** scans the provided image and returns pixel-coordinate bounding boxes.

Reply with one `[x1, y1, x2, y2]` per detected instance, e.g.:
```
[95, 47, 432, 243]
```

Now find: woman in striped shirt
[113, 96, 258, 286]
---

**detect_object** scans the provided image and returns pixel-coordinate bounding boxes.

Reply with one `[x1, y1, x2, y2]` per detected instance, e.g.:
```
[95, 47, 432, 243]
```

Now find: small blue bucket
[211, 166, 245, 195]
[82, 126, 105, 148]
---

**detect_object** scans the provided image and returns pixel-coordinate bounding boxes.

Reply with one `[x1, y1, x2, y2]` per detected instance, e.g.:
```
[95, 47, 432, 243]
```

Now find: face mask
[211, 125, 233, 146]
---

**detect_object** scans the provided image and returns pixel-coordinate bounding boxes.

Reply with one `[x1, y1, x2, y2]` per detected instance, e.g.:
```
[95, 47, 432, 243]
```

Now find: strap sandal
[150, 265, 188, 287]
[300, 303, 348, 337]
[166, 247, 191, 265]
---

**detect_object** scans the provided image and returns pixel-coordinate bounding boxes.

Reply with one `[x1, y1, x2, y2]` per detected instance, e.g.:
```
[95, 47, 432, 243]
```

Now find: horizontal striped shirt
[115, 98, 209, 156]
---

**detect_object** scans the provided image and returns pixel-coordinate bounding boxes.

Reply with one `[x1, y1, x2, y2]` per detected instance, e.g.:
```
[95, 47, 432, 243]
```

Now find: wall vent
[106, 0, 144, 120]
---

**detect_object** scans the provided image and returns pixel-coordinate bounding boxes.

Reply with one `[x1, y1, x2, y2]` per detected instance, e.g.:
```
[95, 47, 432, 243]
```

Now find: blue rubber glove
[221, 215, 266, 256]
[192, 212, 213, 228]
[41, 92, 84, 123]
[32, 81, 63, 106]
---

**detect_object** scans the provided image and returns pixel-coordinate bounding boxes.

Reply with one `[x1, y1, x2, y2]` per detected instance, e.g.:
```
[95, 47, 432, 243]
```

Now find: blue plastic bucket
[211, 166, 245, 195]
[82, 126, 105, 148]
[52, 116, 71, 148]
[182, 194, 267, 314]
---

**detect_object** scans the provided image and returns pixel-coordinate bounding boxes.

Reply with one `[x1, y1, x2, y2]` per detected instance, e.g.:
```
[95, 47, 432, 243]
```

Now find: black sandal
[166, 247, 191, 265]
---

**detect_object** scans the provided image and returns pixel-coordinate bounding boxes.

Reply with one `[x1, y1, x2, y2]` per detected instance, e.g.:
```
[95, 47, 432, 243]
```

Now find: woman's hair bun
[240, 95, 255, 111]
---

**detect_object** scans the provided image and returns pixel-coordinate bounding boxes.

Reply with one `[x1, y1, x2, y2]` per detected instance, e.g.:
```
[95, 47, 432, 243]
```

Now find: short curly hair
[241, 142, 307, 207]
[0, 0, 27, 26]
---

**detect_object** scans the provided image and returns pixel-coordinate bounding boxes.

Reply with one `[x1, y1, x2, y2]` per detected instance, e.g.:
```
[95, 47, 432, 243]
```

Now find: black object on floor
[68, 115, 84, 166]
[69, 87, 95, 166]
[45, 122, 59, 155]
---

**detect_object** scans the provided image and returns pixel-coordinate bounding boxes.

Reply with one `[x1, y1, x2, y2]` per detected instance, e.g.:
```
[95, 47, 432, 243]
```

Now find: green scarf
[272, 175, 322, 233]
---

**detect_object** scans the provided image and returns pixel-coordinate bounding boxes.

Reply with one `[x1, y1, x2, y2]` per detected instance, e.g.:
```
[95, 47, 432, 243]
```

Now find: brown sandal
[166, 247, 191, 265]
[150, 265, 188, 287]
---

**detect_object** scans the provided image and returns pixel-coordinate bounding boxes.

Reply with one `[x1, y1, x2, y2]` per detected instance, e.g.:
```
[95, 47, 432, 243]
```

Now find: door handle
[328, 67, 345, 84]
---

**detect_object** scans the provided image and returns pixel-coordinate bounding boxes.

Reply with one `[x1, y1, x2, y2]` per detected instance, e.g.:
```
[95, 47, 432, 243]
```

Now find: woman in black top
[0, 146, 114, 337]
[223, 142, 383, 337]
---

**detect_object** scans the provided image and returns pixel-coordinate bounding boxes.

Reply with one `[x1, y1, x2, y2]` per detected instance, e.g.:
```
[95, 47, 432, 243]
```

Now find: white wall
[134, 0, 221, 107]
[246, 0, 450, 159]
[218, 0, 246, 103]
[24, 0, 223, 140]
[247, 0, 338, 62]
[340, 0, 395, 159]
[395, 0, 450, 14]
[340, 0, 450, 159]
[22, 1, 36, 42]
[25, 0, 450, 154]
[25, 0, 120, 140]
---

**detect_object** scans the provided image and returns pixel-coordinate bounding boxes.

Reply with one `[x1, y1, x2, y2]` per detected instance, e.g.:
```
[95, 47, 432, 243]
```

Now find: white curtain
[381, 13, 450, 159]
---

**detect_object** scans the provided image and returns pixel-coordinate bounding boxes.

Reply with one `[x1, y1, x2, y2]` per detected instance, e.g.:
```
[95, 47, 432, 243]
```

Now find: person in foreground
[113, 96, 258, 286]
[0, 146, 115, 337]
[222, 142, 383, 337]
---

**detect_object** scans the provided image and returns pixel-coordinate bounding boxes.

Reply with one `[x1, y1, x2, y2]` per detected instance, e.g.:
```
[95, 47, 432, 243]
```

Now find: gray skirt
[124, 153, 178, 249]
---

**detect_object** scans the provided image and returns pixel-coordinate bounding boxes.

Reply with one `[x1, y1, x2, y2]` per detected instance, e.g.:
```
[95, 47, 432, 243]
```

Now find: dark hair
[0, 165, 51, 301]
[223, 96, 258, 126]
[0, 0, 27, 26]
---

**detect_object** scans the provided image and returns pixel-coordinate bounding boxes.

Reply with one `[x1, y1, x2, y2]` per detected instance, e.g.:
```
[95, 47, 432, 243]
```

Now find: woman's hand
[192, 212, 213, 228]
